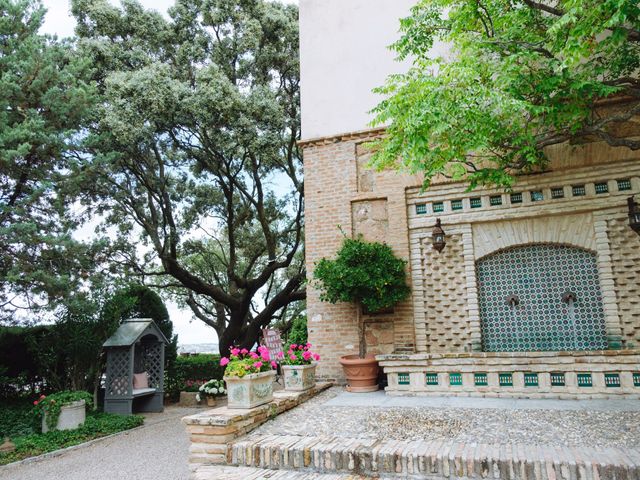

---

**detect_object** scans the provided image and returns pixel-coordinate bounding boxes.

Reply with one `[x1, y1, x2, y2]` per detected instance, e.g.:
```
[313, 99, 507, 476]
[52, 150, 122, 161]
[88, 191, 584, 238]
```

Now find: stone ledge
[376, 349, 640, 362]
[182, 382, 332, 469]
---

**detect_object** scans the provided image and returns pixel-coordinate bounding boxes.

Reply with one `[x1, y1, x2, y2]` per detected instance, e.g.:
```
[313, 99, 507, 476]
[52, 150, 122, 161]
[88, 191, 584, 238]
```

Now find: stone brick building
[300, 0, 640, 397]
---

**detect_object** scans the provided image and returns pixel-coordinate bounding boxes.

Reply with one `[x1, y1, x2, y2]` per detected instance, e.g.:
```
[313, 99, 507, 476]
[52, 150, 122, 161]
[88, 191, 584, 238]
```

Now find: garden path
[0, 406, 200, 480]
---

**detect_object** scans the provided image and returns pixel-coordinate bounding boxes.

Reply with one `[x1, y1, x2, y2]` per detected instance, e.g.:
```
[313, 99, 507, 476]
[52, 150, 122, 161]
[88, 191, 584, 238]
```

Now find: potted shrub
[314, 235, 410, 392]
[279, 343, 320, 391]
[196, 379, 226, 407]
[34, 391, 93, 433]
[220, 346, 277, 409]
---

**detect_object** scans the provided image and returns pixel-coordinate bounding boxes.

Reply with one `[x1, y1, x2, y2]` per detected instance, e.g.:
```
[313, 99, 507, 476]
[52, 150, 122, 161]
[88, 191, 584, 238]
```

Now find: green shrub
[314, 236, 410, 313]
[0, 411, 143, 465]
[285, 315, 307, 346]
[165, 354, 224, 400]
[0, 401, 40, 438]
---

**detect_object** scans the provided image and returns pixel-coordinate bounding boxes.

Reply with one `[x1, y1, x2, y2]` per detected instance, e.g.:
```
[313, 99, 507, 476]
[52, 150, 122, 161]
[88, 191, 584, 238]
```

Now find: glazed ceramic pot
[224, 370, 276, 409]
[282, 363, 317, 391]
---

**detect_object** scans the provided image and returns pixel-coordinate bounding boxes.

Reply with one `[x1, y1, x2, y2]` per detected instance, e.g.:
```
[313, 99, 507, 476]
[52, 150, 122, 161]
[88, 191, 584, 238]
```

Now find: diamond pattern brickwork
[608, 217, 640, 348]
[421, 233, 470, 351]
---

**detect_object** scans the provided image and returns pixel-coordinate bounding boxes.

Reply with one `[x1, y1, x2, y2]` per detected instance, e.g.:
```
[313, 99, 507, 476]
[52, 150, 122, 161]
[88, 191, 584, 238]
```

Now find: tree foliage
[0, 0, 103, 320]
[70, 0, 304, 355]
[370, 0, 640, 189]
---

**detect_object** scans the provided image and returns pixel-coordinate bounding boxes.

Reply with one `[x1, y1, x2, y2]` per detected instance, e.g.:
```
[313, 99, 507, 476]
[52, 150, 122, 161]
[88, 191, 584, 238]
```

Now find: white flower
[195, 393, 201, 402]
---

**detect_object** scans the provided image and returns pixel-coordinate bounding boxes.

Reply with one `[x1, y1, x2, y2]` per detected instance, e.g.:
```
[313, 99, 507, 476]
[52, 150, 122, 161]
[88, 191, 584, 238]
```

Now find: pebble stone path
[251, 387, 640, 449]
[0, 406, 200, 480]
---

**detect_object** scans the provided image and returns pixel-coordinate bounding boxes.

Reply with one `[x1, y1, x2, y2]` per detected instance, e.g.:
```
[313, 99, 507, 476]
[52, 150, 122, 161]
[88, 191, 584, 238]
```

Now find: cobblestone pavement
[0, 406, 201, 480]
[250, 387, 640, 450]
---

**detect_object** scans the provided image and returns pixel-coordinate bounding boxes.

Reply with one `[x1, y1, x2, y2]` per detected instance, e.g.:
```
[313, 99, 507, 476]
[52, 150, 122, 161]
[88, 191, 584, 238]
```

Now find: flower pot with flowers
[195, 379, 226, 407]
[221, 346, 277, 409]
[279, 343, 320, 391]
[34, 391, 93, 433]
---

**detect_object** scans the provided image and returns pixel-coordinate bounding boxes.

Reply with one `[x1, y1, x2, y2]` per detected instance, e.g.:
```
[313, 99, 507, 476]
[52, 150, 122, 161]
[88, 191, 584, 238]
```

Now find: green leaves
[313, 237, 410, 313]
[371, 0, 640, 189]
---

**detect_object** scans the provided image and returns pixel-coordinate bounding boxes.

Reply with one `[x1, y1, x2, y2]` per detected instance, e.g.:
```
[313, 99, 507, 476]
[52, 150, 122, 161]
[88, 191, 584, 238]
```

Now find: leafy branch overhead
[370, 0, 640, 189]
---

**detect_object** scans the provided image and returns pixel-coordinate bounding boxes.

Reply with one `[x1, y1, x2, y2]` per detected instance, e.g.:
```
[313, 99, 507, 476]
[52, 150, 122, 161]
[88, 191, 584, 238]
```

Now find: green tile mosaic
[634, 373, 640, 387]
[433, 202, 444, 213]
[524, 373, 539, 387]
[595, 182, 609, 194]
[618, 178, 632, 191]
[470, 197, 482, 208]
[510, 192, 523, 204]
[490, 195, 502, 206]
[499, 373, 513, 387]
[415, 203, 427, 215]
[425, 373, 438, 386]
[605, 373, 620, 388]
[530, 190, 544, 202]
[572, 185, 586, 196]
[551, 187, 565, 199]
[551, 372, 565, 387]
[477, 244, 607, 352]
[449, 372, 462, 386]
[577, 373, 593, 387]
[398, 373, 410, 385]
[451, 199, 463, 211]
[474, 373, 488, 386]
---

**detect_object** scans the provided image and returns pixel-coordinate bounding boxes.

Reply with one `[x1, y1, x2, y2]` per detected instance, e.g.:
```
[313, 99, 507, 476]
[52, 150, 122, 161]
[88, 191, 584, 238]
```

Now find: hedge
[165, 354, 224, 399]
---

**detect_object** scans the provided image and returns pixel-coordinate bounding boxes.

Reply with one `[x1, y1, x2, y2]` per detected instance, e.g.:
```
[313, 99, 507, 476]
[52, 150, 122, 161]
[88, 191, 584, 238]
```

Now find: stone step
[192, 465, 384, 479]
[229, 434, 640, 480]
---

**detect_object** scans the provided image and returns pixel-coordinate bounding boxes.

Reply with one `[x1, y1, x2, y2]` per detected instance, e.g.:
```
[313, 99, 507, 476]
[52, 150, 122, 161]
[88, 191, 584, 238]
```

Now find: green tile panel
[524, 373, 538, 387]
[474, 373, 488, 386]
[634, 372, 640, 387]
[577, 373, 593, 387]
[425, 373, 439, 386]
[398, 373, 410, 385]
[605, 373, 620, 388]
[499, 373, 513, 387]
[449, 372, 462, 386]
[550, 372, 565, 387]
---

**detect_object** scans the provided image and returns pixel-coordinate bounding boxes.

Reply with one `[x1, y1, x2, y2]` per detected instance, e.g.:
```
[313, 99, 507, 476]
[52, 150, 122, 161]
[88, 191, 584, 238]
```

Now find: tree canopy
[370, 0, 640, 189]
[70, 0, 305, 355]
[0, 0, 104, 320]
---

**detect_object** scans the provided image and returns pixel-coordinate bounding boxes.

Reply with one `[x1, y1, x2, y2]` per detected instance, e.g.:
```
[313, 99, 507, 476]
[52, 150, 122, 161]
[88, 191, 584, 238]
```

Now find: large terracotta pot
[339, 354, 379, 392]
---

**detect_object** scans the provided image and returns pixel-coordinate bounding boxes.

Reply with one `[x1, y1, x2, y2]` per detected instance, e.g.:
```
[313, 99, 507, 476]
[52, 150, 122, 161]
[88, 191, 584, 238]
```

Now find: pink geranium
[230, 347, 240, 356]
[253, 361, 263, 368]
[280, 342, 321, 366]
[220, 357, 230, 366]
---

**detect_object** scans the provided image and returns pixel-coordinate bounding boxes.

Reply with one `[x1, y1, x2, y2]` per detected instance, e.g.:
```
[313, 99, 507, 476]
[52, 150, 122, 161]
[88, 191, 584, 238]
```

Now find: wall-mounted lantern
[629, 196, 640, 235]
[432, 218, 446, 252]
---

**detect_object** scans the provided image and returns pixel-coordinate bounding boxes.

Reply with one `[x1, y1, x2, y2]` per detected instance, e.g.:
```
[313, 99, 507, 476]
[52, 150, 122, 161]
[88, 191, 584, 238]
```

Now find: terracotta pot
[206, 396, 216, 407]
[339, 354, 379, 392]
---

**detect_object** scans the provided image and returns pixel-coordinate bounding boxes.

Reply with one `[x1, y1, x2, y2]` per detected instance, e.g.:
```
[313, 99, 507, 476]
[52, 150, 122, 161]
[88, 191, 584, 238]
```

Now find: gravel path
[0, 406, 199, 480]
[251, 387, 640, 450]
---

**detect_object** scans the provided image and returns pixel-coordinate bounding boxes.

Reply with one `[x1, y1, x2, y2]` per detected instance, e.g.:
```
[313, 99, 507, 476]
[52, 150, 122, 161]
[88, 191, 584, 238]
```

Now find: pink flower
[240, 348, 249, 355]
[253, 361, 263, 369]
[260, 350, 270, 361]
[306, 343, 312, 349]
[313, 354, 320, 361]
[271, 361, 277, 369]
[302, 351, 312, 361]
[277, 351, 284, 359]
[220, 357, 230, 366]
[298, 345, 304, 350]
[289, 354, 297, 361]
[243, 364, 250, 369]
[250, 352, 259, 359]
[33, 400, 38, 405]
[290, 344, 297, 350]
[230, 348, 240, 356]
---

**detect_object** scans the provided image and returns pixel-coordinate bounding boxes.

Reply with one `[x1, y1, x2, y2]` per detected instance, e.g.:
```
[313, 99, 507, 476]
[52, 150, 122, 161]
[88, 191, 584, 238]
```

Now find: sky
[39, 0, 298, 347]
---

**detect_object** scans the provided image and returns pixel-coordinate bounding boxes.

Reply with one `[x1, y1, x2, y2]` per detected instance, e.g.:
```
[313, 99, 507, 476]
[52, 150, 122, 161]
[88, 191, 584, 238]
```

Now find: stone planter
[42, 400, 86, 433]
[282, 363, 317, 391]
[224, 370, 276, 409]
[179, 391, 203, 407]
[339, 354, 379, 393]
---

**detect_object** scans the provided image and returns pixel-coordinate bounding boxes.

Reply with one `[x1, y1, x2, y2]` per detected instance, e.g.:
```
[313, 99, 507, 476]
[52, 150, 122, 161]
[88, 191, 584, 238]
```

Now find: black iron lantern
[432, 218, 446, 252]
[629, 196, 640, 235]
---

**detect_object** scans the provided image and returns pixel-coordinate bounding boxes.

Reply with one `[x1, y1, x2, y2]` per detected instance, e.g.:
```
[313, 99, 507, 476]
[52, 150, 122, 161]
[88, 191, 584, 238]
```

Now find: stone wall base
[377, 350, 640, 398]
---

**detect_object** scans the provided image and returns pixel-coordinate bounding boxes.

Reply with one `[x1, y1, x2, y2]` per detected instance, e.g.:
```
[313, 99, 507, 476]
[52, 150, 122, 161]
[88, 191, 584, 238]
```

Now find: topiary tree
[314, 236, 410, 358]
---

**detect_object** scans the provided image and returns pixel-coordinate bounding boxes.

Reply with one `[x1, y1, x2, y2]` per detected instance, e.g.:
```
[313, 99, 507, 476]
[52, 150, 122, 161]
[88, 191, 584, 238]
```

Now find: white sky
[41, 0, 299, 346]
